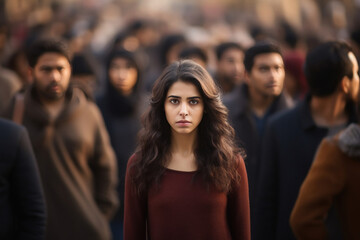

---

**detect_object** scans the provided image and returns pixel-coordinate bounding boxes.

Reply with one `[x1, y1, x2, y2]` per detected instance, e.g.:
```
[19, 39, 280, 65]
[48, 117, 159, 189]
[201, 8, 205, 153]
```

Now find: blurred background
[1, 0, 360, 95]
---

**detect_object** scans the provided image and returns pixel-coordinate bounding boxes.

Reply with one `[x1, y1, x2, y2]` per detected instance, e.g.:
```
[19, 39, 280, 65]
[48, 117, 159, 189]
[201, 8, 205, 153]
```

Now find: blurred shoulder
[0, 118, 26, 142]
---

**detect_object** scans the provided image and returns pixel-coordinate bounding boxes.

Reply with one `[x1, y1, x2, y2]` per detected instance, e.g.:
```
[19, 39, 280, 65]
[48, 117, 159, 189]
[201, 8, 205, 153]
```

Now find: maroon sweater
[124, 155, 250, 240]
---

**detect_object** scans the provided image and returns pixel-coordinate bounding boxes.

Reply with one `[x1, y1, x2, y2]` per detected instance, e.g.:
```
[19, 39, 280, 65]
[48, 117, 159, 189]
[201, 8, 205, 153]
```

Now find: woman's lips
[176, 120, 191, 126]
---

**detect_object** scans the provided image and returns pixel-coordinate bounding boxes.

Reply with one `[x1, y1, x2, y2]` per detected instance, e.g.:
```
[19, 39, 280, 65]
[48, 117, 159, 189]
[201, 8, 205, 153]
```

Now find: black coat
[0, 118, 46, 239]
[223, 84, 293, 218]
[96, 87, 143, 220]
[254, 96, 358, 240]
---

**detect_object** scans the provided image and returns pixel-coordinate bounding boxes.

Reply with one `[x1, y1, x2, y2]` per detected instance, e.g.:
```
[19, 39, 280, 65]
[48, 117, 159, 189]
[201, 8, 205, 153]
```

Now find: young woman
[124, 60, 250, 240]
[96, 49, 145, 240]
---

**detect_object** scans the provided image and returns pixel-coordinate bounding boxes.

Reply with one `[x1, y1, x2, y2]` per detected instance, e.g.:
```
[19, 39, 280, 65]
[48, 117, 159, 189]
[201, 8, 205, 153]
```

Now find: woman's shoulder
[235, 153, 245, 165]
[127, 153, 138, 167]
[233, 154, 247, 177]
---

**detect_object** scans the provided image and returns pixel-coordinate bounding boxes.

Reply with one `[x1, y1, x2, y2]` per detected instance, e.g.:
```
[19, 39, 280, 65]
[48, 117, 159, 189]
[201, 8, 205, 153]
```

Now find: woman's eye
[189, 99, 199, 105]
[170, 99, 179, 104]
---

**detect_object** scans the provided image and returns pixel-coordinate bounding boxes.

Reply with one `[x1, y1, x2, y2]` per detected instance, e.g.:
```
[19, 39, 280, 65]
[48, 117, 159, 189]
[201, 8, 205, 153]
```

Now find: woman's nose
[179, 103, 189, 116]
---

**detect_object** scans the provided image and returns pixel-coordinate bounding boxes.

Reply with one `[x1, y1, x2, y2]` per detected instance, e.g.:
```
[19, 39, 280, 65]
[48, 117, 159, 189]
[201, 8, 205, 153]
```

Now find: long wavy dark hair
[130, 60, 244, 194]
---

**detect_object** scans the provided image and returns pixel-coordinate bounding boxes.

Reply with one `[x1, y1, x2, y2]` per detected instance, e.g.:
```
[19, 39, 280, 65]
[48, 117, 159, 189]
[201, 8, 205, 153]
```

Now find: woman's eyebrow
[167, 95, 180, 99]
[167, 95, 201, 99]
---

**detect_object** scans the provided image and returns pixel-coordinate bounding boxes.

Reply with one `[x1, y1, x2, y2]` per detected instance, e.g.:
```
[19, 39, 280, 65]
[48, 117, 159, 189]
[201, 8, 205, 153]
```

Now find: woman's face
[108, 57, 138, 96]
[164, 81, 204, 136]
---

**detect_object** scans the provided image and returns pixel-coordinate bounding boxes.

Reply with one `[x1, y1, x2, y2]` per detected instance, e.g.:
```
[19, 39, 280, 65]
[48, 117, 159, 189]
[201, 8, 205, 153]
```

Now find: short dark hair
[215, 42, 243, 61]
[244, 41, 283, 72]
[304, 41, 354, 97]
[179, 46, 208, 64]
[27, 38, 71, 68]
[159, 34, 186, 66]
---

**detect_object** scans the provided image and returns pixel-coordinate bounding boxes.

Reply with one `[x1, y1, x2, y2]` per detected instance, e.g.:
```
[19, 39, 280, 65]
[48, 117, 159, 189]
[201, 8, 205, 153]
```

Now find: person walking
[290, 122, 360, 239]
[214, 42, 245, 95]
[223, 41, 293, 232]
[0, 118, 46, 240]
[255, 41, 359, 240]
[4, 38, 118, 240]
[96, 49, 145, 240]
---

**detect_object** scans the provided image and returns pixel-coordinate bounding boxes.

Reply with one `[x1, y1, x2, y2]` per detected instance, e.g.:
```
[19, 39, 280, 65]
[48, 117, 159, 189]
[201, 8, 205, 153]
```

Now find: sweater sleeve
[12, 126, 46, 239]
[227, 156, 251, 240]
[123, 155, 147, 240]
[290, 139, 346, 240]
[91, 105, 119, 220]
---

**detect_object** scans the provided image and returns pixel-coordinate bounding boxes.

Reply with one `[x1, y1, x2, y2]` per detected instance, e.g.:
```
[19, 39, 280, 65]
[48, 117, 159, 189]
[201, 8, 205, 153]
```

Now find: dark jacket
[96, 85, 142, 220]
[5, 86, 118, 240]
[290, 123, 360, 240]
[223, 84, 293, 218]
[0, 118, 46, 239]
[255, 95, 358, 240]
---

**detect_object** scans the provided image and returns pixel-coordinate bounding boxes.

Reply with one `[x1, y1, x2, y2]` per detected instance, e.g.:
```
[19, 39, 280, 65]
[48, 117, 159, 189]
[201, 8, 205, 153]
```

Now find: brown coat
[8, 87, 118, 240]
[290, 124, 360, 240]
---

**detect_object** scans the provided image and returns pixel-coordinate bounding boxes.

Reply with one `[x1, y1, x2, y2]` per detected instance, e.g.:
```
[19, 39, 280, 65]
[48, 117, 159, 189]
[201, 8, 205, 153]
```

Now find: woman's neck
[167, 131, 198, 171]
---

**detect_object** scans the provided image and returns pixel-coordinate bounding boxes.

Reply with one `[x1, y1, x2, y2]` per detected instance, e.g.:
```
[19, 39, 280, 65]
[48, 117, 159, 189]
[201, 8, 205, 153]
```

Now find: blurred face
[245, 52, 285, 97]
[15, 52, 32, 85]
[166, 42, 185, 65]
[284, 72, 299, 99]
[347, 52, 359, 102]
[164, 81, 204, 136]
[217, 48, 245, 85]
[188, 56, 206, 68]
[31, 53, 71, 102]
[109, 57, 138, 96]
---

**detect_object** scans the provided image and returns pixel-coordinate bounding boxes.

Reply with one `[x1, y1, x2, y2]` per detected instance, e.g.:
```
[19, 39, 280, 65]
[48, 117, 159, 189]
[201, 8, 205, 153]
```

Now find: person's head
[304, 41, 359, 101]
[215, 42, 245, 91]
[106, 49, 140, 96]
[133, 60, 242, 193]
[71, 54, 97, 100]
[283, 54, 307, 100]
[27, 38, 72, 102]
[278, 21, 299, 49]
[6, 47, 32, 87]
[159, 34, 186, 67]
[149, 60, 219, 139]
[179, 46, 208, 68]
[244, 41, 285, 98]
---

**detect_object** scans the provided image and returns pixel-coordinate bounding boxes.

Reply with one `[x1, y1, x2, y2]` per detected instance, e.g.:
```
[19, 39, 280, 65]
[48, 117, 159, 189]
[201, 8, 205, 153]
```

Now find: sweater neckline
[165, 168, 198, 174]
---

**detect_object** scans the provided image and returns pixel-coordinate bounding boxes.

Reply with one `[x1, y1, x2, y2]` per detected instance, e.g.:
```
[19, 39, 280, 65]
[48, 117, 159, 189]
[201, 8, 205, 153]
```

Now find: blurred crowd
[1, 0, 360, 240]
[0, 0, 360, 101]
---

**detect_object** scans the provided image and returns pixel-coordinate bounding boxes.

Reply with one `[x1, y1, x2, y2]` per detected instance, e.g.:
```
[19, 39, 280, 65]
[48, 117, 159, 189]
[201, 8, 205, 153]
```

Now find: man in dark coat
[255, 41, 359, 240]
[0, 118, 46, 239]
[223, 41, 293, 232]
